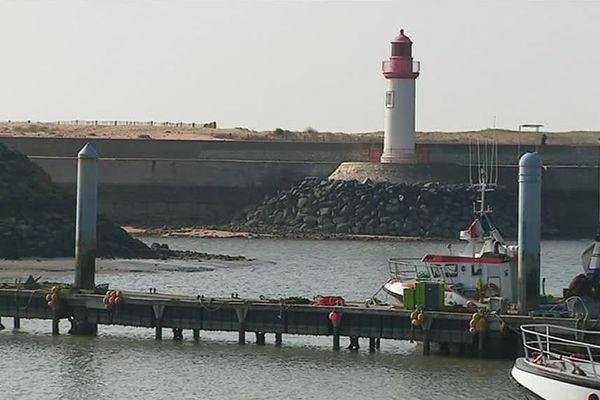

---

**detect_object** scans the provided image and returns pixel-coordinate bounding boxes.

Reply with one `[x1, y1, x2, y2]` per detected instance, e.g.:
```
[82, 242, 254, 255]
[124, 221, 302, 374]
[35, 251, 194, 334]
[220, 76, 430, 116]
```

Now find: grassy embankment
[1, 121, 599, 145]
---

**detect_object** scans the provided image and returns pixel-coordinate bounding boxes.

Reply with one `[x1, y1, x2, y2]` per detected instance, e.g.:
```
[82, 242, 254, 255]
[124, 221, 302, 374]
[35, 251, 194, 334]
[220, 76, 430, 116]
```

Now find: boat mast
[470, 140, 498, 222]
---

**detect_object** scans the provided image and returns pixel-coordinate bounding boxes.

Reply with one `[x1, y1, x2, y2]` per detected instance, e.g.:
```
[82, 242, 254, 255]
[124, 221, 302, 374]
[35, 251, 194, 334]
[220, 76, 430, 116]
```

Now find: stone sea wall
[236, 178, 557, 239]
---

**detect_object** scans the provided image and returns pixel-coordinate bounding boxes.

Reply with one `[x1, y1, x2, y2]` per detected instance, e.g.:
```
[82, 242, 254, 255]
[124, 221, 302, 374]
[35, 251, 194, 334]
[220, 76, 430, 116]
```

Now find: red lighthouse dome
[383, 29, 420, 80]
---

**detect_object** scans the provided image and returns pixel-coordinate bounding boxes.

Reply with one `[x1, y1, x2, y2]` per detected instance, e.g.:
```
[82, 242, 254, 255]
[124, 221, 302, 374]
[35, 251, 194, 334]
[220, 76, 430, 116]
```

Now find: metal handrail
[521, 324, 600, 378]
[387, 258, 439, 281]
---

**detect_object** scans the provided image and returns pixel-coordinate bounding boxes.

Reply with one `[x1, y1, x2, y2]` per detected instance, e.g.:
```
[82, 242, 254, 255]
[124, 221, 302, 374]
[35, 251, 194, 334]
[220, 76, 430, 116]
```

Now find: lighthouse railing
[382, 60, 420, 75]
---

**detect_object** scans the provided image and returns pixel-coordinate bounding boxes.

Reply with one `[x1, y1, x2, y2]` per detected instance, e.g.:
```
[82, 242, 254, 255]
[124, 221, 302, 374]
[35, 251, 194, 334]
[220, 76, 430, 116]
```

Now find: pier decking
[0, 286, 588, 358]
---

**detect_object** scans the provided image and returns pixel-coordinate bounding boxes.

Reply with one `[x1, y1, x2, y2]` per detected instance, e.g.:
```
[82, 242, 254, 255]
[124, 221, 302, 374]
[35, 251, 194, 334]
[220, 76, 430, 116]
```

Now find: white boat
[511, 324, 600, 400]
[382, 214, 518, 307]
[382, 141, 518, 308]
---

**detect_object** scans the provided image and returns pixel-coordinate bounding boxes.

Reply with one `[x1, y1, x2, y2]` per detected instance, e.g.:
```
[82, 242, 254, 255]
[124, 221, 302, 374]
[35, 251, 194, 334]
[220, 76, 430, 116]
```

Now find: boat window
[430, 265, 442, 278]
[471, 265, 482, 276]
[444, 264, 458, 277]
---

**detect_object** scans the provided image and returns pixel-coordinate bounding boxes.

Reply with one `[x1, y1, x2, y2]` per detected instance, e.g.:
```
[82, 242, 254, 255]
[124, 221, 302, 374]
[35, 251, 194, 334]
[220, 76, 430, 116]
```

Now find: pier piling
[423, 336, 431, 356]
[478, 333, 485, 358]
[517, 152, 542, 314]
[193, 329, 200, 341]
[71, 143, 99, 335]
[332, 333, 340, 351]
[256, 332, 266, 346]
[348, 336, 360, 351]
[369, 337, 377, 352]
[275, 332, 282, 346]
[74, 143, 98, 291]
[172, 328, 183, 341]
[52, 316, 60, 335]
[13, 317, 20, 329]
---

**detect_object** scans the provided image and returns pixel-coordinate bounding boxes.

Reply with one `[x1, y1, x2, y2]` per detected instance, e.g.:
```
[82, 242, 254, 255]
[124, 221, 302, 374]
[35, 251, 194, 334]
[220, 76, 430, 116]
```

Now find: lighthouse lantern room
[380, 29, 420, 164]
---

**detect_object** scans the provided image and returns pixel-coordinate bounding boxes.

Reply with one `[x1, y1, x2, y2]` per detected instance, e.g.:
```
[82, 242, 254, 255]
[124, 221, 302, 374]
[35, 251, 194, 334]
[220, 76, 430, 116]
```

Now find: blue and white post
[517, 152, 542, 314]
[74, 143, 98, 291]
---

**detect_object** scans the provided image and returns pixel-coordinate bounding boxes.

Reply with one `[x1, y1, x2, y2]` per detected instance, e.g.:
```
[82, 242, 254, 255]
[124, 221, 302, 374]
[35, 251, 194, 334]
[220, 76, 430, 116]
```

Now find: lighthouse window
[385, 91, 395, 108]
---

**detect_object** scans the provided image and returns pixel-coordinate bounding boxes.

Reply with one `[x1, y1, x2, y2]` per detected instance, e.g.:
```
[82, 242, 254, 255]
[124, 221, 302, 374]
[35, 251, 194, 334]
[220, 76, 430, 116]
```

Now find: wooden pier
[0, 286, 590, 358]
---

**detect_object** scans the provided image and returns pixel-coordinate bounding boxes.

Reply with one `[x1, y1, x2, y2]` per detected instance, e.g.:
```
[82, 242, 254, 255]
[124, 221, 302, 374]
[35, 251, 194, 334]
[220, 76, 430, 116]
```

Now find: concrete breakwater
[0, 137, 597, 234]
[236, 178, 550, 239]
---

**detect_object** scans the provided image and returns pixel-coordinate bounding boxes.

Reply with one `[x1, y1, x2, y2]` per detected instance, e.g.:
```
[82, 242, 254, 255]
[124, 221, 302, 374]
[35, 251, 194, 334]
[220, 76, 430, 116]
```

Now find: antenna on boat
[469, 139, 499, 218]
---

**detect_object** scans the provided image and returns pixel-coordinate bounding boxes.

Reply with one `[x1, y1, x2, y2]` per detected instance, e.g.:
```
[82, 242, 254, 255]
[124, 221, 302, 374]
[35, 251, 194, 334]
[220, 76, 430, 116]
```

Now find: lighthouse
[380, 29, 420, 164]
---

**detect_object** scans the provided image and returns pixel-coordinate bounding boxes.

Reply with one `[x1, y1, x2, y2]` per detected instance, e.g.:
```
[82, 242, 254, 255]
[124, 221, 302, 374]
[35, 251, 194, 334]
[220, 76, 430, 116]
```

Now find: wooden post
[52, 316, 60, 335]
[193, 329, 200, 342]
[375, 338, 381, 349]
[235, 307, 248, 346]
[275, 332, 282, 346]
[423, 333, 431, 356]
[256, 332, 266, 346]
[478, 333, 485, 358]
[369, 337, 376, 353]
[13, 317, 20, 329]
[172, 328, 183, 341]
[422, 314, 432, 356]
[332, 330, 340, 351]
[349, 336, 360, 351]
[69, 307, 97, 336]
[152, 304, 165, 341]
[238, 327, 246, 345]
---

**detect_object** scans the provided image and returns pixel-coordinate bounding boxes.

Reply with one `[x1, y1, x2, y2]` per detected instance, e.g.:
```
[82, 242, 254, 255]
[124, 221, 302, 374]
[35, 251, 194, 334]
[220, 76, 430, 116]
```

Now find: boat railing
[521, 324, 600, 378]
[388, 258, 438, 281]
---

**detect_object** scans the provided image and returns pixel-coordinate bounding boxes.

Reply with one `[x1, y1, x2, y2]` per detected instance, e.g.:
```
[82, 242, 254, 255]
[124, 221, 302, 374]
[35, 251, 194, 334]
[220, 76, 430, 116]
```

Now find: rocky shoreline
[226, 178, 559, 239]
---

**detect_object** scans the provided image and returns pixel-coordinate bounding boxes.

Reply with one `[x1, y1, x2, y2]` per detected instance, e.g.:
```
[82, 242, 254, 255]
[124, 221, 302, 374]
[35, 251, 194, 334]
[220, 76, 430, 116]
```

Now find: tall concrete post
[74, 143, 98, 291]
[517, 152, 542, 314]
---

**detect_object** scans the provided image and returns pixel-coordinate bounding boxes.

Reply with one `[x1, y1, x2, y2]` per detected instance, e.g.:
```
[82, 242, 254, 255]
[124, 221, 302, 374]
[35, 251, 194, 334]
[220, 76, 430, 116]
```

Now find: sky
[1, 1, 599, 133]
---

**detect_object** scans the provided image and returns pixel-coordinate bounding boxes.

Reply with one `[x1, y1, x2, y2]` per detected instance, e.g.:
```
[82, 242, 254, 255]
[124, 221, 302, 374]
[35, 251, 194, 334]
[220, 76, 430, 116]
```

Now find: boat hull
[511, 358, 600, 400]
[383, 279, 473, 307]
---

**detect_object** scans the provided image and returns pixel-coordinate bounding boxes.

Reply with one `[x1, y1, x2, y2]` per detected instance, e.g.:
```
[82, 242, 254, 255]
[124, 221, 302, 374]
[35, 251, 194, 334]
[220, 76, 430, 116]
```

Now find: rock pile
[0, 143, 251, 262]
[237, 178, 525, 238]
[0, 143, 154, 259]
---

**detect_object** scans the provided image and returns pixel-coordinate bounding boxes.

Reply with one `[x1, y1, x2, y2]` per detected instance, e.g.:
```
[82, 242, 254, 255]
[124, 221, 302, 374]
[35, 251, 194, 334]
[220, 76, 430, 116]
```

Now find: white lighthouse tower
[380, 29, 420, 164]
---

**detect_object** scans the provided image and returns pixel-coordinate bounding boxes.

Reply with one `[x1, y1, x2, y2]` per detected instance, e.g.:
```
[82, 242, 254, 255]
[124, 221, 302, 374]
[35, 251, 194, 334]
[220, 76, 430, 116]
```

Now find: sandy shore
[0, 257, 257, 281]
[124, 226, 428, 242]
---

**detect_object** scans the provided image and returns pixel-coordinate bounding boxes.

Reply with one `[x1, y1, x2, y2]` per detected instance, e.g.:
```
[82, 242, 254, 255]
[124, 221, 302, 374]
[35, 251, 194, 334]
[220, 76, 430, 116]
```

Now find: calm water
[0, 238, 590, 399]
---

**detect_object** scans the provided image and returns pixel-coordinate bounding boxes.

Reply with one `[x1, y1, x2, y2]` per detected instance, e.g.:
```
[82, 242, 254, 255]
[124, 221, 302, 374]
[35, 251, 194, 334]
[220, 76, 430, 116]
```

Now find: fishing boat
[382, 214, 518, 307]
[511, 324, 600, 400]
[382, 142, 518, 307]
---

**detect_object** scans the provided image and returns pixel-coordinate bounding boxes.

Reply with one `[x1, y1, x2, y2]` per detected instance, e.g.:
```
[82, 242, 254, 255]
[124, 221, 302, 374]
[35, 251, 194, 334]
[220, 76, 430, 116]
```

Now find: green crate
[404, 288, 416, 310]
